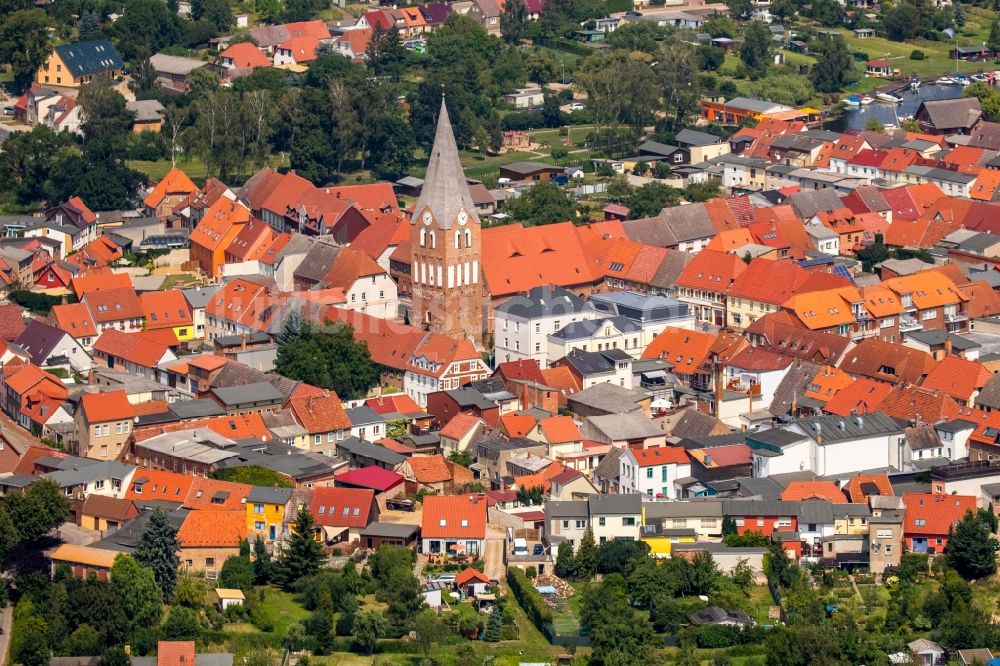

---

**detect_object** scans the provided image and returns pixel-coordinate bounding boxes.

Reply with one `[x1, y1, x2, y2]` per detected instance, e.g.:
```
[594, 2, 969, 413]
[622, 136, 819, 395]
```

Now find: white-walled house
[494, 286, 595, 366]
[587, 494, 642, 544]
[725, 348, 794, 410]
[633, 446, 691, 499]
[748, 429, 814, 477]
[546, 316, 643, 365]
[786, 412, 906, 476]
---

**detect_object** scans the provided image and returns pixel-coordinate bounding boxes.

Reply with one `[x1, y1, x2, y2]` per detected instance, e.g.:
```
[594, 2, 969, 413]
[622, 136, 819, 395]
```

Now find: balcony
[944, 312, 968, 323]
[899, 316, 921, 332]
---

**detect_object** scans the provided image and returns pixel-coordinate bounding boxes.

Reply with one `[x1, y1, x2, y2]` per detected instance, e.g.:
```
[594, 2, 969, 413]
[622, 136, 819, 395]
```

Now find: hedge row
[506, 567, 552, 632]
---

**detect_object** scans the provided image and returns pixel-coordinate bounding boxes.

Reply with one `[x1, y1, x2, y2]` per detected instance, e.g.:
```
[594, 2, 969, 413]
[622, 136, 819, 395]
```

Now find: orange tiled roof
[706, 228, 755, 252]
[920, 356, 991, 403]
[183, 477, 252, 511]
[780, 481, 848, 503]
[5, 364, 67, 399]
[480, 223, 596, 297]
[139, 290, 193, 330]
[840, 338, 938, 385]
[539, 366, 580, 395]
[71, 272, 133, 299]
[421, 494, 487, 539]
[499, 413, 536, 438]
[870, 384, 960, 422]
[441, 412, 482, 440]
[190, 197, 251, 252]
[970, 169, 1000, 201]
[144, 167, 198, 209]
[79, 390, 134, 423]
[675, 248, 746, 292]
[959, 280, 1000, 318]
[158, 642, 196, 666]
[219, 42, 270, 69]
[903, 492, 977, 535]
[844, 474, 893, 503]
[93, 329, 170, 368]
[883, 270, 966, 310]
[641, 327, 716, 367]
[513, 461, 566, 493]
[288, 392, 351, 433]
[633, 446, 689, 466]
[407, 455, 452, 484]
[782, 287, 860, 330]
[822, 377, 894, 416]
[177, 509, 246, 548]
[804, 365, 855, 401]
[124, 470, 195, 502]
[538, 416, 581, 443]
[50, 302, 97, 340]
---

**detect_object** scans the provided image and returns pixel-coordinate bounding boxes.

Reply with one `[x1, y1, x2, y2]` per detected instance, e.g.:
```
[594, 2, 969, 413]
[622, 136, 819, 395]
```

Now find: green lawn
[256, 587, 310, 637]
[160, 273, 199, 290]
[128, 154, 290, 184]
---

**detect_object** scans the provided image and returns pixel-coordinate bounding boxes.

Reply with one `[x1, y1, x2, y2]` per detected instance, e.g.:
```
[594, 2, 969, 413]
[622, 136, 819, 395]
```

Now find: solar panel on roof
[833, 264, 855, 284]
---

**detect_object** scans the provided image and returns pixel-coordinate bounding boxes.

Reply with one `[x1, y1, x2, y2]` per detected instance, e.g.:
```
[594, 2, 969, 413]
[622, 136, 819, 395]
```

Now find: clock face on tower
[422, 211, 433, 225]
[458, 210, 468, 226]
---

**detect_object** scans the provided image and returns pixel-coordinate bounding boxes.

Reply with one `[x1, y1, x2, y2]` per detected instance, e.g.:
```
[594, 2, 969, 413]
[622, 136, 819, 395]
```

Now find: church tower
[409, 99, 484, 343]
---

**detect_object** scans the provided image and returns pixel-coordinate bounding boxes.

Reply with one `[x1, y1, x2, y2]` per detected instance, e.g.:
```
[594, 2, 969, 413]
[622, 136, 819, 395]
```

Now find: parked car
[532, 544, 544, 556]
[2, 106, 14, 116]
[513, 538, 528, 556]
[386, 498, 415, 511]
[567, 102, 585, 111]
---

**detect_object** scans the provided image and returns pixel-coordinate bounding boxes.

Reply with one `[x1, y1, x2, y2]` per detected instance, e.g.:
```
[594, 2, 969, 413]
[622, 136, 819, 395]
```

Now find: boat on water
[936, 76, 956, 85]
[910, 78, 921, 91]
[876, 92, 902, 104]
[844, 95, 861, 108]
[955, 75, 972, 86]
[860, 96, 874, 105]
[971, 73, 988, 83]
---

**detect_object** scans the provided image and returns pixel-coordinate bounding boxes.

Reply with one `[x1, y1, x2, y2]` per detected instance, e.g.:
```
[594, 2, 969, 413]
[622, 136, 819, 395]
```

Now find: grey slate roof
[54, 40, 123, 78]
[411, 101, 480, 230]
[769, 360, 821, 417]
[675, 128, 724, 147]
[495, 285, 590, 319]
[558, 349, 627, 376]
[169, 399, 227, 420]
[587, 493, 641, 515]
[794, 412, 903, 444]
[211, 381, 285, 407]
[592, 446, 625, 483]
[181, 285, 219, 310]
[248, 486, 293, 504]
[644, 499, 723, 520]
[788, 189, 845, 219]
[723, 499, 800, 516]
[337, 437, 405, 466]
[446, 387, 496, 410]
[550, 316, 639, 341]
[586, 413, 662, 441]
[546, 500, 589, 518]
[44, 461, 134, 488]
[671, 409, 727, 439]
[976, 372, 1000, 409]
[293, 240, 340, 285]
[345, 405, 385, 426]
[588, 292, 690, 323]
[917, 97, 982, 131]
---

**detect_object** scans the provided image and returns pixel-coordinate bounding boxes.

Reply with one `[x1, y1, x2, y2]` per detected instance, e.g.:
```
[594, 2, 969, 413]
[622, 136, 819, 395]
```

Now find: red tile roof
[79, 390, 134, 423]
[406, 455, 452, 484]
[920, 356, 992, 403]
[82, 286, 142, 323]
[642, 327, 716, 367]
[50, 303, 97, 340]
[71, 272, 133, 299]
[480, 222, 596, 297]
[0, 304, 26, 341]
[335, 465, 404, 491]
[219, 42, 270, 69]
[310, 486, 376, 527]
[124, 470, 195, 502]
[539, 366, 580, 395]
[139, 290, 193, 330]
[365, 394, 425, 416]
[675, 249, 746, 293]
[421, 494, 487, 539]
[157, 642, 196, 666]
[288, 392, 351, 433]
[633, 446, 689, 466]
[455, 566, 490, 586]
[500, 413, 536, 438]
[903, 492, 977, 536]
[441, 413, 482, 440]
[822, 378, 894, 416]
[839, 338, 938, 385]
[867, 384, 961, 422]
[93, 329, 171, 368]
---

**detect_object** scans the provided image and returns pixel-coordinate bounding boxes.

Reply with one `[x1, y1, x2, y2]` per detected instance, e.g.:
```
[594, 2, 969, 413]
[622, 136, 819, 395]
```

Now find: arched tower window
[429, 231, 436, 249]
[419, 228, 426, 248]
[455, 230, 462, 249]
[465, 229, 472, 248]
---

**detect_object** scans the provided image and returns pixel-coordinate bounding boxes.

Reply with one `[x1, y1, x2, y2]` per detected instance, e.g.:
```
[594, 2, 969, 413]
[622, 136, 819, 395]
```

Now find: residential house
[786, 412, 906, 476]
[634, 446, 690, 499]
[14, 319, 91, 374]
[421, 494, 487, 556]
[675, 249, 746, 327]
[36, 40, 123, 88]
[309, 487, 378, 543]
[588, 494, 642, 543]
[178, 509, 246, 576]
[247, 487, 292, 543]
[494, 286, 594, 366]
[903, 492, 977, 553]
[74, 390, 136, 460]
[544, 500, 589, 549]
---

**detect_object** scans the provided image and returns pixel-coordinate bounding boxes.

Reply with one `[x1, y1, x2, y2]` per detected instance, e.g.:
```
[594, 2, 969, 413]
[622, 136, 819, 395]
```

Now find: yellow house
[37, 40, 124, 88]
[834, 506, 870, 536]
[247, 487, 292, 542]
[640, 528, 698, 558]
[139, 290, 195, 342]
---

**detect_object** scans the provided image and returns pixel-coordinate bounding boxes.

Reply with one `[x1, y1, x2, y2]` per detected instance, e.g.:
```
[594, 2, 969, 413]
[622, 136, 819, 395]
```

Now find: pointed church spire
[410, 99, 480, 229]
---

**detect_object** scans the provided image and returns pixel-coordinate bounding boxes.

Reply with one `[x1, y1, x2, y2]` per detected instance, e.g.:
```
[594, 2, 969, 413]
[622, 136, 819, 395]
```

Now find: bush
[551, 147, 568, 159]
[506, 567, 551, 632]
[692, 624, 765, 648]
[910, 49, 925, 60]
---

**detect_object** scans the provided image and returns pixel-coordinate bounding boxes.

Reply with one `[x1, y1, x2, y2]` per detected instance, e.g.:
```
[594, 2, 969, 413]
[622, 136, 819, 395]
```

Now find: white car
[567, 102, 585, 111]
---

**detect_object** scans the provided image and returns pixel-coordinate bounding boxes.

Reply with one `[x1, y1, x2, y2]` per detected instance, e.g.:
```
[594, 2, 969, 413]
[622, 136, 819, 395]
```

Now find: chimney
[704, 454, 713, 466]
[944, 335, 953, 357]
[241, 333, 247, 351]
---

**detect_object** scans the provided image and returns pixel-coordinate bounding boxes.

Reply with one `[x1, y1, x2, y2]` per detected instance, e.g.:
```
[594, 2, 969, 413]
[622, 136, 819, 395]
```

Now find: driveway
[483, 525, 506, 582]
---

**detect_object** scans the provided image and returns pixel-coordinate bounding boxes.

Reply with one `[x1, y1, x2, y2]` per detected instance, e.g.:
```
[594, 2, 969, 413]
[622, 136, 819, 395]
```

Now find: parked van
[513, 538, 528, 556]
